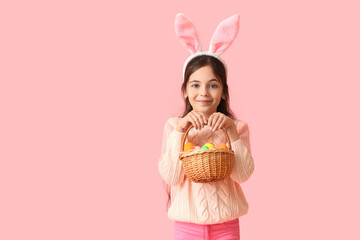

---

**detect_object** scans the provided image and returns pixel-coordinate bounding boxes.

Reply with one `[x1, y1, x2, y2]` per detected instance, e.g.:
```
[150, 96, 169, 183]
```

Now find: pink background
[1, 0, 359, 239]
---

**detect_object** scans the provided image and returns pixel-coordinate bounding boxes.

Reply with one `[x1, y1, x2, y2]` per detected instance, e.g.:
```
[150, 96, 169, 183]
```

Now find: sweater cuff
[172, 129, 185, 145]
[160, 128, 186, 185]
[175, 129, 186, 135]
[229, 137, 254, 184]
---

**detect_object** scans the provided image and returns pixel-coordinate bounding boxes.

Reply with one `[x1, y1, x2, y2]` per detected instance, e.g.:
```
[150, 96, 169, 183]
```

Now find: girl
[158, 13, 255, 240]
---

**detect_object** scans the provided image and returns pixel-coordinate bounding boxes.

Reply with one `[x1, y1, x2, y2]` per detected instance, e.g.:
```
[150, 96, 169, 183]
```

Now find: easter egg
[204, 143, 215, 149]
[201, 145, 209, 150]
[184, 142, 195, 152]
[217, 144, 228, 149]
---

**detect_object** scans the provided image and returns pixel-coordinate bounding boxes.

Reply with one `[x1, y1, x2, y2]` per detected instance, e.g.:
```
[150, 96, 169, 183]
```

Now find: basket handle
[181, 125, 232, 151]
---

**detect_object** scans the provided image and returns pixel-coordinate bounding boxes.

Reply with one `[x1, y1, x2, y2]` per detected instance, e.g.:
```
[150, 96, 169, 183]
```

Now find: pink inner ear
[209, 14, 240, 54]
[175, 13, 201, 54]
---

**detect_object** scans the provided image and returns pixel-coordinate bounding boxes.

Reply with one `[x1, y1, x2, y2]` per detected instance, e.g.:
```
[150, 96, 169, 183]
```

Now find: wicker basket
[179, 125, 234, 183]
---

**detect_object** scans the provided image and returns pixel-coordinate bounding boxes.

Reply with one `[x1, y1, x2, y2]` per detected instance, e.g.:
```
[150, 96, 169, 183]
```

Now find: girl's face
[184, 65, 225, 119]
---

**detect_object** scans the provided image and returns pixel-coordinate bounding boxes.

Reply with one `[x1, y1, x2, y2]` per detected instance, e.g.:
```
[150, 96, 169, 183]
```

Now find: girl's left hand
[207, 112, 236, 132]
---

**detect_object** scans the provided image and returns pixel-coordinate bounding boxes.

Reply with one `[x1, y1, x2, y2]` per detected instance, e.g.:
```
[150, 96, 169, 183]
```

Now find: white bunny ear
[175, 13, 201, 54]
[209, 14, 240, 55]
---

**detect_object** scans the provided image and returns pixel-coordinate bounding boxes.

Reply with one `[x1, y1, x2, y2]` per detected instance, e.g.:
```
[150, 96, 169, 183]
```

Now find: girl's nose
[200, 86, 208, 96]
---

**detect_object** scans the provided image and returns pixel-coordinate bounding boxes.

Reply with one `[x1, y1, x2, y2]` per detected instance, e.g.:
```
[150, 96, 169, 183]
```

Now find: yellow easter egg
[184, 142, 195, 152]
[217, 144, 228, 149]
[204, 143, 215, 149]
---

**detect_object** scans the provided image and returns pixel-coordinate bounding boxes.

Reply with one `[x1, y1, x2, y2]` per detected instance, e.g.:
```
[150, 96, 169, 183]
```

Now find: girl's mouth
[197, 100, 212, 104]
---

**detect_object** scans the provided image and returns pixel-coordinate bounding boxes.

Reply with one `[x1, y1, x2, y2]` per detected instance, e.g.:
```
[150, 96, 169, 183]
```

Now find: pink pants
[174, 218, 240, 240]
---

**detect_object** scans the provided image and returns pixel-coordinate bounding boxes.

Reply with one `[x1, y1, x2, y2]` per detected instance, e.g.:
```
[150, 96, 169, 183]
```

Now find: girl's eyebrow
[189, 79, 219, 83]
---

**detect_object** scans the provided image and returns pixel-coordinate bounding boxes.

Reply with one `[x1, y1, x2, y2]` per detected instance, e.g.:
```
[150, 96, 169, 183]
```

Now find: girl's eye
[191, 84, 218, 88]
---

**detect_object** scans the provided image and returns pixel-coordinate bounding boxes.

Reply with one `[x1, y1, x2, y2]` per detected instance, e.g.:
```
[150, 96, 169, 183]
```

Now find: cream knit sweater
[158, 117, 255, 225]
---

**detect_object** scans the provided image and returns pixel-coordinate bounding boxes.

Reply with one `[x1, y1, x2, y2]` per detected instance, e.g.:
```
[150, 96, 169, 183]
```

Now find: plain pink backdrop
[1, 0, 359, 239]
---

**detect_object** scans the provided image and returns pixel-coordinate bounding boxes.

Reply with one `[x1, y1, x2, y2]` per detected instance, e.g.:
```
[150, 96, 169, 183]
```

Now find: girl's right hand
[176, 110, 208, 132]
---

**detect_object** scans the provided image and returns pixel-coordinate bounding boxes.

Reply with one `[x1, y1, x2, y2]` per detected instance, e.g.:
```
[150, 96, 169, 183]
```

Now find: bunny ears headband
[175, 13, 240, 79]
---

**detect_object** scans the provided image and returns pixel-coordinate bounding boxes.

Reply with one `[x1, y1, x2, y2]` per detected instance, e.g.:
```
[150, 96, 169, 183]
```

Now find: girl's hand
[176, 110, 208, 132]
[207, 112, 236, 132]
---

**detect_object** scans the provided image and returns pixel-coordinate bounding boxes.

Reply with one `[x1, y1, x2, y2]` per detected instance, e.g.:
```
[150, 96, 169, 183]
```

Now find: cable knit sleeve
[229, 121, 255, 184]
[158, 118, 186, 186]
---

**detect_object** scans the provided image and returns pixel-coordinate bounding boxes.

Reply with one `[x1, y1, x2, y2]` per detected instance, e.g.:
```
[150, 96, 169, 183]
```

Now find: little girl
[158, 13, 255, 240]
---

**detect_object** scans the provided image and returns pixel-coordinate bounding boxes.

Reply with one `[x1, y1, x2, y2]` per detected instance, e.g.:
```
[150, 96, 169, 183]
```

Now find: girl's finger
[217, 118, 225, 131]
[192, 111, 203, 129]
[188, 112, 196, 128]
[190, 111, 201, 130]
[207, 114, 213, 127]
[208, 113, 219, 127]
[195, 112, 205, 129]
[189, 116, 197, 129]
[213, 115, 224, 131]
[210, 113, 220, 130]
[193, 111, 205, 129]
[200, 112, 208, 125]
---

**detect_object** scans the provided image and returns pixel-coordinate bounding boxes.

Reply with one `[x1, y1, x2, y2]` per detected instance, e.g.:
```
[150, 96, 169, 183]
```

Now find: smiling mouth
[197, 100, 212, 104]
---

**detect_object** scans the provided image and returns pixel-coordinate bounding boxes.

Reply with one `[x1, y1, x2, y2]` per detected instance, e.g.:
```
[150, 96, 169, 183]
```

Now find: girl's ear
[209, 14, 240, 55]
[175, 13, 202, 54]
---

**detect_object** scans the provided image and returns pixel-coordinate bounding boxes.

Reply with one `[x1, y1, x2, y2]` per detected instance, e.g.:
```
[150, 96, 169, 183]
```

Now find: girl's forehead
[190, 65, 214, 75]
[189, 68, 219, 81]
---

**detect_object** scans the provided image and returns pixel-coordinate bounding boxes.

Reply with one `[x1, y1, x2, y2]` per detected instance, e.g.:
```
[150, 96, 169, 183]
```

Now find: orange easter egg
[217, 144, 228, 149]
[184, 142, 195, 152]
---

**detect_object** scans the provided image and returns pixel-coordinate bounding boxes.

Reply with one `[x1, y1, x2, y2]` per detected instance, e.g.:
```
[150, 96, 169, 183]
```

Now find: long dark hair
[164, 55, 237, 210]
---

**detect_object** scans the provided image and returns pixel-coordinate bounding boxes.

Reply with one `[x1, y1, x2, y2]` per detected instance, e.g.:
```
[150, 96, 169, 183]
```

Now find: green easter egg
[201, 145, 209, 150]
